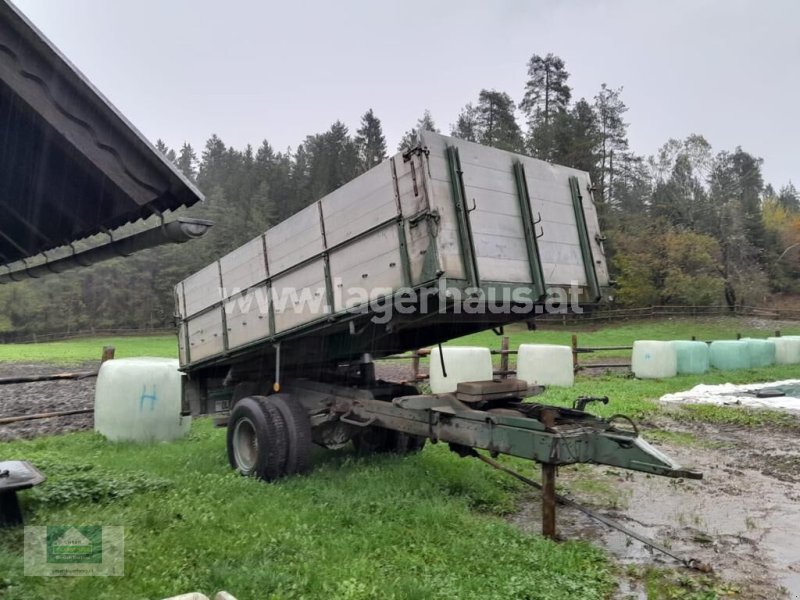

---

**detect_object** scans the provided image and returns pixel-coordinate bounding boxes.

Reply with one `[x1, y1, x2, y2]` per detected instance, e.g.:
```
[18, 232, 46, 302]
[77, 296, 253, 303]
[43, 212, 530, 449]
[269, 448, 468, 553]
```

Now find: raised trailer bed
[176, 133, 699, 537]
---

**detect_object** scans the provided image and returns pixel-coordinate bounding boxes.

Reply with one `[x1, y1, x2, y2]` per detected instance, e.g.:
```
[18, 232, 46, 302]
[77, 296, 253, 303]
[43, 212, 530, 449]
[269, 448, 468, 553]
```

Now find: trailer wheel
[227, 396, 288, 481]
[268, 394, 312, 475]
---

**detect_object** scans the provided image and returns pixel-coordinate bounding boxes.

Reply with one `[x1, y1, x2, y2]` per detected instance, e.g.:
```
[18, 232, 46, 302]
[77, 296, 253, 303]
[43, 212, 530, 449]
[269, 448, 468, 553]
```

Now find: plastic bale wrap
[516, 344, 574, 387]
[709, 340, 751, 371]
[631, 341, 677, 379]
[670, 340, 710, 375]
[95, 357, 191, 442]
[429, 346, 493, 394]
[768, 337, 800, 365]
[741, 338, 776, 368]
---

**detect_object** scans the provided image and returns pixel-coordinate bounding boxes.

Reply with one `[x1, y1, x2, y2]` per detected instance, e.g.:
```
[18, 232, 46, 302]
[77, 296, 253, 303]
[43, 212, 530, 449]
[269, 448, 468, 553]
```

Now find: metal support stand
[0, 490, 23, 527]
[0, 461, 45, 527]
[541, 463, 557, 540]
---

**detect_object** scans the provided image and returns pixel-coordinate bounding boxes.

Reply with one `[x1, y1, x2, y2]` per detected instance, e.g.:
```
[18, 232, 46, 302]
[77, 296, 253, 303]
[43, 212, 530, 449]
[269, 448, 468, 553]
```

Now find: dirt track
[511, 417, 800, 599]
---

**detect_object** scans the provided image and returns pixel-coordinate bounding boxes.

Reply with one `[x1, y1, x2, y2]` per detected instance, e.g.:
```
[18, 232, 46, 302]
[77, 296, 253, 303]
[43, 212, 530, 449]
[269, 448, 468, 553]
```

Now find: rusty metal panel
[186, 308, 225, 362]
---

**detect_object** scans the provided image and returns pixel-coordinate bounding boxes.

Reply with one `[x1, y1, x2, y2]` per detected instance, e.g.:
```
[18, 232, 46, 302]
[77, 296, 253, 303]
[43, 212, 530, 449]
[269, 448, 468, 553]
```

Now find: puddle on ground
[509, 419, 800, 599]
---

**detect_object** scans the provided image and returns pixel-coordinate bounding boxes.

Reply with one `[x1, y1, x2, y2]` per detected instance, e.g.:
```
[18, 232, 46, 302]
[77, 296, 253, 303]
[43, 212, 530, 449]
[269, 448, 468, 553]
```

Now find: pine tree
[398, 110, 439, 151]
[594, 84, 630, 203]
[176, 143, 198, 180]
[451, 103, 479, 142]
[520, 53, 572, 159]
[554, 98, 600, 174]
[355, 109, 387, 172]
[778, 182, 800, 212]
[474, 90, 524, 152]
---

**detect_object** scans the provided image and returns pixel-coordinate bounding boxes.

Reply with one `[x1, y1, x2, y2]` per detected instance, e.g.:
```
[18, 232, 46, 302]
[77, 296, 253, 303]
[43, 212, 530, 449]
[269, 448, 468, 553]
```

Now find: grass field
[451, 316, 800, 359]
[1, 426, 611, 600]
[1, 317, 799, 599]
[0, 335, 176, 364]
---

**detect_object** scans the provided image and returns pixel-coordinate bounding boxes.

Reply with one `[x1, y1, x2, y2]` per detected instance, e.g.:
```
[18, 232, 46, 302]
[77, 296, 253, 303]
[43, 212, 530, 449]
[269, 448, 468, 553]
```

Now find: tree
[302, 121, 360, 200]
[555, 98, 600, 174]
[520, 53, 571, 159]
[594, 84, 630, 203]
[176, 143, 198, 180]
[451, 103, 479, 142]
[708, 149, 768, 308]
[355, 109, 387, 172]
[154, 139, 176, 163]
[648, 135, 713, 231]
[778, 182, 800, 212]
[398, 110, 439, 151]
[474, 90, 524, 152]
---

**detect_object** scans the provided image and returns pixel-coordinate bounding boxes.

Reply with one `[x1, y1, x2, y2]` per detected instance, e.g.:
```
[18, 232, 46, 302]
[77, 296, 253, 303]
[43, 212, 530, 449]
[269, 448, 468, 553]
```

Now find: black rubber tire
[231, 381, 262, 404]
[267, 394, 313, 475]
[227, 396, 288, 481]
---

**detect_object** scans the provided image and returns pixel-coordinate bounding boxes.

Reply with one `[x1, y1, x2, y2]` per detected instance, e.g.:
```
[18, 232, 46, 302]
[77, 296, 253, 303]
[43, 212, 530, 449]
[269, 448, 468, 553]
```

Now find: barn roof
[0, 0, 204, 267]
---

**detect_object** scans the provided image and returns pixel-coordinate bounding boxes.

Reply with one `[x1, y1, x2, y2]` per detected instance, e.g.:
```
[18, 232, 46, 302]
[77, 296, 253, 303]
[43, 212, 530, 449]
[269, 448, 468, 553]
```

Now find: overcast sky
[14, 0, 799, 189]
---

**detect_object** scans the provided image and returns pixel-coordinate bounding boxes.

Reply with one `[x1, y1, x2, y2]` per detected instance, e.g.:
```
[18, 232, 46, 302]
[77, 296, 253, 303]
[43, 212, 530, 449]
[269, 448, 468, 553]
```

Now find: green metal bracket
[446, 146, 480, 288]
[569, 176, 601, 302]
[512, 161, 547, 302]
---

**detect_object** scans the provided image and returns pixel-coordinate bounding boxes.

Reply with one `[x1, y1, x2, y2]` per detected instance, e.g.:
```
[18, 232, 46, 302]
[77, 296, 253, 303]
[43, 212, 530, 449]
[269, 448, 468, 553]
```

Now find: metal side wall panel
[394, 153, 429, 217]
[219, 236, 267, 297]
[266, 203, 324, 275]
[434, 144, 533, 284]
[225, 283, 271, 349]
[578, 172, 610, 288]
[520, 157, 588, 287]
[328, 225, 403, 311]
[271, 259, 329, 333]
[177, 322, 188, 364]
[182, 262, 221, 317]
[321, 162, 396, 247]
[187, 308, 225, 362]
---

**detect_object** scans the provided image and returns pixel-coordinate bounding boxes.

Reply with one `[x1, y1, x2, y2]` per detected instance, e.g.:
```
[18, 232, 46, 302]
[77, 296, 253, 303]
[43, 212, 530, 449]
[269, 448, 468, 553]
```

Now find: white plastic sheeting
[660, 379, 800, 412]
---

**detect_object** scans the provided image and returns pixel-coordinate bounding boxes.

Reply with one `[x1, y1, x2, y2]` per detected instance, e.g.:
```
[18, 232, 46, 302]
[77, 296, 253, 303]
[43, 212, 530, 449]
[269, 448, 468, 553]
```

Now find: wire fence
[1, 304, 798, 345]
[537, 304, 800, 325]
[0, 327, 175, 345]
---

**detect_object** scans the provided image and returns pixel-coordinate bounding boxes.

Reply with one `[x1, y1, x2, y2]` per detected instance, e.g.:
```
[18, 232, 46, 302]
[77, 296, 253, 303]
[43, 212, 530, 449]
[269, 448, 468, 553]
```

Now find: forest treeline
[1, 52, 798, 334]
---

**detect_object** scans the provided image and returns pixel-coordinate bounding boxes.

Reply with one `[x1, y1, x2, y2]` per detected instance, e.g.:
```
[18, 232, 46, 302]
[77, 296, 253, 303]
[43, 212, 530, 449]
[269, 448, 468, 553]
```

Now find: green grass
[2, 317, 800, 598]
[450, 316, 800, 359]
[0, 423, 612, 600]
[535, 364, 800, 428]
[0, 335, 177, 364]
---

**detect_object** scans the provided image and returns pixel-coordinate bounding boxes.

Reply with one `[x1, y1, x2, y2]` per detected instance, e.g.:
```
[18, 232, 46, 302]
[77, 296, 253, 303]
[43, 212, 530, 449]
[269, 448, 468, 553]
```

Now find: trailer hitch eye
[606, 414, 639, 437]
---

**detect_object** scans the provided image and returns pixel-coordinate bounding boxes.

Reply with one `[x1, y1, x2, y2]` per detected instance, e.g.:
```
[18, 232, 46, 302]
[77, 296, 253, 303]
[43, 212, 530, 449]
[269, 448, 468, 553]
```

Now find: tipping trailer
[176, 132, 700, 536]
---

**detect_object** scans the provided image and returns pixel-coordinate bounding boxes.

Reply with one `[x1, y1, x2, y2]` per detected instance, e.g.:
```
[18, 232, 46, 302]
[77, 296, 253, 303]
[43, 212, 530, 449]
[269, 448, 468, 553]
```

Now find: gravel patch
[0, 362, 98, 442]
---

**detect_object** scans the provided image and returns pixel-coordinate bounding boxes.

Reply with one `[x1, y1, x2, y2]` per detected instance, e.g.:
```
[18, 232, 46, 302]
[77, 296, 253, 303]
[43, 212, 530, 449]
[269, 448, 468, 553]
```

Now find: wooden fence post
[412, 350, 420, 382]
[101, 346, 115, 363]
[571, 334, 579, 372]
[500, 336, 509, 379]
